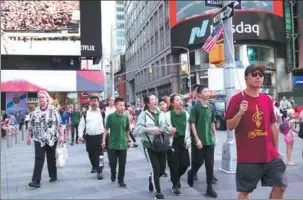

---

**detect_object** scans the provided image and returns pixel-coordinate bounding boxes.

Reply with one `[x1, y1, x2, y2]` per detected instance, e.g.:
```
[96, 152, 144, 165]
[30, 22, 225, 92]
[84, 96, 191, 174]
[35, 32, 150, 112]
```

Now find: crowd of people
[1, 1, 79, 31]
[2, 65, 303, 199]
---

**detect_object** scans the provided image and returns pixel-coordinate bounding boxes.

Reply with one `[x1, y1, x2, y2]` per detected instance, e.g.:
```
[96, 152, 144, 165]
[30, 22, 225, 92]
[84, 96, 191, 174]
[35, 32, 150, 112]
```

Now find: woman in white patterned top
[27, 91, 63, 188]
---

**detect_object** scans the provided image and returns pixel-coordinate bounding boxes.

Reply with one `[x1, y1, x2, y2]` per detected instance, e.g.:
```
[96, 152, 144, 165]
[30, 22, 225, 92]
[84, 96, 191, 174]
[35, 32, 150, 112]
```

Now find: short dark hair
[193, 84, 200, 91]
[89, 95, 99, 101]
[197, 85, 208, 94]
[115, 97, 125, 105]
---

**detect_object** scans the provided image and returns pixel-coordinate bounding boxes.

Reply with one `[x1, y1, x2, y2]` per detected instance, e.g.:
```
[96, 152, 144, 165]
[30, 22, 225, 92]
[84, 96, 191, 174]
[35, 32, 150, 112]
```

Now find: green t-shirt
[189, 103, 215, 145]
[105, 112, 130, 150]
[170, 110, 187, 137]
[71, 111, 81, 125]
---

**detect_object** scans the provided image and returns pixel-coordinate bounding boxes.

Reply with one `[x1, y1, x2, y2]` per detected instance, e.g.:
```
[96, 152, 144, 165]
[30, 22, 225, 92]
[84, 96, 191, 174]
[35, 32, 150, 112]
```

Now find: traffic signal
[182, 65, 189, 75]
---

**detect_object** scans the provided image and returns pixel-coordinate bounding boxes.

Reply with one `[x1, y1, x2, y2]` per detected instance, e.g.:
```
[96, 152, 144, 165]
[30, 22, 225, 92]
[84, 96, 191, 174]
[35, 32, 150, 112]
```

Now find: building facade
[124, 1, 181, 104]
[112, 0, 126, 56]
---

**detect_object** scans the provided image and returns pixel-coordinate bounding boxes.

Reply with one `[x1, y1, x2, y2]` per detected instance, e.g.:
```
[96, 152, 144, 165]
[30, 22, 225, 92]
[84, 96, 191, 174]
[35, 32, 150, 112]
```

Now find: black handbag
[145, 111, 170, 152]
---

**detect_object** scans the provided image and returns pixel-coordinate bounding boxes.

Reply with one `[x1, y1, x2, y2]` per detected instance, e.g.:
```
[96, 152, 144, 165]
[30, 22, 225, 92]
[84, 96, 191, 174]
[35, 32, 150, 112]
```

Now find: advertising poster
[293, 76, 303, 90]
[6, 92, 28, 115]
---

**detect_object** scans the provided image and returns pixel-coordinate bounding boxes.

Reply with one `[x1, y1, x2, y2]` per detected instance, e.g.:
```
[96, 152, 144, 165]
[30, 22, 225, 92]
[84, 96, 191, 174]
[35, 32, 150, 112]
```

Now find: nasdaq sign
[188, 20, 209, 45]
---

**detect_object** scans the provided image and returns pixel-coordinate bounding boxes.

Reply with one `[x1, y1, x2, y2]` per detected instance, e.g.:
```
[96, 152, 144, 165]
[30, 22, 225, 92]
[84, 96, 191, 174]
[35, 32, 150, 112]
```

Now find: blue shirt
[60, 113, 69, 125]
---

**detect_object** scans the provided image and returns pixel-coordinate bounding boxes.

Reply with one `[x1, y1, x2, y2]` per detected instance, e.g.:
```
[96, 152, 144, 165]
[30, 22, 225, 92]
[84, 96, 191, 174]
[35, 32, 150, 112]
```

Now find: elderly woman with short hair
[27, 91, 63, 188]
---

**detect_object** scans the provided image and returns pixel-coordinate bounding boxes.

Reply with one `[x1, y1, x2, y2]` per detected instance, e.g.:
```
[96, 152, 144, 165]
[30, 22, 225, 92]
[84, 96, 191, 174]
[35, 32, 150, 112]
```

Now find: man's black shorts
[236, 156, 287, 193]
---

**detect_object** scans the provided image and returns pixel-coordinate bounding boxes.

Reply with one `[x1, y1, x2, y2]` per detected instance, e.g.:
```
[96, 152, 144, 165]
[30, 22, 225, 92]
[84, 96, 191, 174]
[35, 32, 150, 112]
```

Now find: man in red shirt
[225, 65, 287, 199]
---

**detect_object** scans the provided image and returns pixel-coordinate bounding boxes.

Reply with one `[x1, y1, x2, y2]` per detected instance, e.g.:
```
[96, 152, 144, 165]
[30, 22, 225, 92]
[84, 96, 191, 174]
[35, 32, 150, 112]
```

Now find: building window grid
[155, 31, 159, 54]
[159, 27, 164, 49]
[166, 55, 170, 75]
[161, 57, 165, 77]
[151, 36, 154, 57]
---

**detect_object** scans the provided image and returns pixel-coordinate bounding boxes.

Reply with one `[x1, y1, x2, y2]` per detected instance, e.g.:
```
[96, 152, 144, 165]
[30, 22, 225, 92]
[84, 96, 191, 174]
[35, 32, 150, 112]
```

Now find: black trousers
[19, 122, 24, 131]
[167, 137, 190, 186]
[25, 121, 29, 130]
[108, 149, 127, 182]
[190, 144, 215, 186]
[32, 141, 57, 182]
[86, 134, 103, 173]
[144, 148, 166, 193]
[71, 124, 79, 143]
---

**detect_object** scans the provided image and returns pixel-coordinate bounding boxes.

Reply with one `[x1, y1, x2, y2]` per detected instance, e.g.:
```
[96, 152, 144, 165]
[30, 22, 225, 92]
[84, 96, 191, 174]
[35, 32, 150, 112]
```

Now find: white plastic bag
[56, 142, 68, 168]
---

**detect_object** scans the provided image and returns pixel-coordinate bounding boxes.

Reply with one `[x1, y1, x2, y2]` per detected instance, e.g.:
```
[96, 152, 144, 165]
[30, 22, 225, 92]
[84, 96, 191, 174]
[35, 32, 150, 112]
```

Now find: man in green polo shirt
[102, 97, 131, 188]
[187, 85, 218, 198]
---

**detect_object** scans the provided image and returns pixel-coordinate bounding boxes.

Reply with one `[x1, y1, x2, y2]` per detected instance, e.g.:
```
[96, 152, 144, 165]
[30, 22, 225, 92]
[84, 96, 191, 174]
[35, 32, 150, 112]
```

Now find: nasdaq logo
[188, 20, 209, 45]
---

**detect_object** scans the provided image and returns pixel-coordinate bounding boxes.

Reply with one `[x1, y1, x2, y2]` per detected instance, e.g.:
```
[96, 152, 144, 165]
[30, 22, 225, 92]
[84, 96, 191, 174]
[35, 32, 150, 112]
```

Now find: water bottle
[99, 155, 104, 167]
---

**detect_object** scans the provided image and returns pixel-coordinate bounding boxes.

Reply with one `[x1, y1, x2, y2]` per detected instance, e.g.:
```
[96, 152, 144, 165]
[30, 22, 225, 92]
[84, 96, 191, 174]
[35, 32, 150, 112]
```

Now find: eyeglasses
[249, 71, 264, 78]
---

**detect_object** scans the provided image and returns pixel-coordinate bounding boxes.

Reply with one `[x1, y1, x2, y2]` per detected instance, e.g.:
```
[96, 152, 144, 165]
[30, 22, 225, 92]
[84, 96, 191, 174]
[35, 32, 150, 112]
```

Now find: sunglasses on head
[249, 71, 264, 77]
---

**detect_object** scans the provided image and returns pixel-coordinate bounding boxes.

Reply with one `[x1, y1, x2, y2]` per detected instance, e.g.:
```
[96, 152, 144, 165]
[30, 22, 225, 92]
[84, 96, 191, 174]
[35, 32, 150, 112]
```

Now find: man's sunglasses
[249, 71, 264, 77]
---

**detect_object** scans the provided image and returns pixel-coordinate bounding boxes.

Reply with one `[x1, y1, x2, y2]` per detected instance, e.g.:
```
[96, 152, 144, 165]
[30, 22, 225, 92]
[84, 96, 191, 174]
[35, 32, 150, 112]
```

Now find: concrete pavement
[1, 131, 303, 199]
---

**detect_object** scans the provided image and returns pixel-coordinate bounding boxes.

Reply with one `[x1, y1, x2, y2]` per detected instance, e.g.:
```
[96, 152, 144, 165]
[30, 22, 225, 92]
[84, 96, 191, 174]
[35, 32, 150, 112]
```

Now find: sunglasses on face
[249, 71, 264, 78]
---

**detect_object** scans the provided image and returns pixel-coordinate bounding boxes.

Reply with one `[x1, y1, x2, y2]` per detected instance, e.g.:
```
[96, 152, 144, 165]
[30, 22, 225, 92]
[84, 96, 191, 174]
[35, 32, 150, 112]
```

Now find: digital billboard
[171, 12, 285, 51]
[1, 70, 104, 92]
[170, 0, 283, 28]
[79, 0, 102, 57]
[1, 1, 80, 55]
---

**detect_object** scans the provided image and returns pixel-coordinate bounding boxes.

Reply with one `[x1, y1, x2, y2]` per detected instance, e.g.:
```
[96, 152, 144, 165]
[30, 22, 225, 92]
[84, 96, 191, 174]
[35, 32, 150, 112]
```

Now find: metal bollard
[6, 129, 13, 148]
[15, 128, 18, 144]
[21, 125, 25, 142]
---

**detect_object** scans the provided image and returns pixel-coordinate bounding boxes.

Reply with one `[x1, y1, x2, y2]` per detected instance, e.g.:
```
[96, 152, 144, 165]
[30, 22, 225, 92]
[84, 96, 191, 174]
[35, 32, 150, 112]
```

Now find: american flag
[202, 23, 224, 53]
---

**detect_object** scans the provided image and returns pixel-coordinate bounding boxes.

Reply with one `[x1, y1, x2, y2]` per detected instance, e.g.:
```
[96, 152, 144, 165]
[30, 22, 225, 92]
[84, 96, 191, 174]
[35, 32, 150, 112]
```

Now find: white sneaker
[287, 162, 295, 166]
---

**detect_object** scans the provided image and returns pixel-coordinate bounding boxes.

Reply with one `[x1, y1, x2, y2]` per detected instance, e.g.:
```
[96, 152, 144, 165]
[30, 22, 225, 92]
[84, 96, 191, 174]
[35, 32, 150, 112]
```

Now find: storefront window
[246, 46, 272, 65]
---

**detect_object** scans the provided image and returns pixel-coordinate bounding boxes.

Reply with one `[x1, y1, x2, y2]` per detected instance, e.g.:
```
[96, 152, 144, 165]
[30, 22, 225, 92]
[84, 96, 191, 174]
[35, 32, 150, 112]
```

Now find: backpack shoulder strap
[83, 111, 87, 124]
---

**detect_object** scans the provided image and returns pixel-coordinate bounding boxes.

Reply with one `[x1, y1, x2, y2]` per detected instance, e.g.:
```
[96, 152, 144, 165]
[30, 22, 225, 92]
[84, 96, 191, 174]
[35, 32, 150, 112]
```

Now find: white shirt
[78, 108, 104, 138]
[104, 106, 116, 125]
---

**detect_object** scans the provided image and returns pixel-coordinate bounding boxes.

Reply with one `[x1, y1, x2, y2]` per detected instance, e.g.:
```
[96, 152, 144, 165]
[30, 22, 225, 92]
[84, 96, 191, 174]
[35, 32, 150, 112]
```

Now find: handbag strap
[144, 111, 156, 146]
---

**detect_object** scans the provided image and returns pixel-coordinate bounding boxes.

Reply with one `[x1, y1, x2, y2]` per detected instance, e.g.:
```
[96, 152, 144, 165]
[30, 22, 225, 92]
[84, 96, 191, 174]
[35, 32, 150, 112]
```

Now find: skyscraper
[112, 1, 125, 56]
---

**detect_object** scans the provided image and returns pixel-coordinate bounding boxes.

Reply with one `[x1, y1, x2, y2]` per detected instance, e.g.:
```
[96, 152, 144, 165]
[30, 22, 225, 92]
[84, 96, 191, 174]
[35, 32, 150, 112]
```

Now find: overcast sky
[101, 1, 115, 59]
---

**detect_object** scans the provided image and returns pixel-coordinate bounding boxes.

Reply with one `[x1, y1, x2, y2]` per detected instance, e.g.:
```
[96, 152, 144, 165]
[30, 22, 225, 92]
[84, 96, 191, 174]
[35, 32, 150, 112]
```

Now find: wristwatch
[127, 140, 131, 142]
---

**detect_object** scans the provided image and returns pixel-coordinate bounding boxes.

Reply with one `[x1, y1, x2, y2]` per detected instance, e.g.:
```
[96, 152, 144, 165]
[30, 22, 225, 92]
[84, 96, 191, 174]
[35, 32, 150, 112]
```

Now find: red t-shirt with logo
[225, 92, 279, 163]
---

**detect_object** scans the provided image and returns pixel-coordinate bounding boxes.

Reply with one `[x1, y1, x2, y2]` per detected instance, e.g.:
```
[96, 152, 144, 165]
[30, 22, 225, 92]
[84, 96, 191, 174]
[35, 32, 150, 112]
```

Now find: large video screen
[170, 0, 283, 28]
[1, 70, 104, 92]
[1, 1, 79, 31]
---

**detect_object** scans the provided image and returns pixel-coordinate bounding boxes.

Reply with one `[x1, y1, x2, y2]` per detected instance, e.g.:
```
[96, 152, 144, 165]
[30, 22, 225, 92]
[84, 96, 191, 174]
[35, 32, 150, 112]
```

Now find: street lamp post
[172, 46, 192, 94]
[110, 25, 115, 98]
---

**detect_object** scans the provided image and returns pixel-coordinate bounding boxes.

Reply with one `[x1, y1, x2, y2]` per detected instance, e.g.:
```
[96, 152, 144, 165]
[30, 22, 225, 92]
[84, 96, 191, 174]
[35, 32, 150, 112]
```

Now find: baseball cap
[244, 65, 266, 76]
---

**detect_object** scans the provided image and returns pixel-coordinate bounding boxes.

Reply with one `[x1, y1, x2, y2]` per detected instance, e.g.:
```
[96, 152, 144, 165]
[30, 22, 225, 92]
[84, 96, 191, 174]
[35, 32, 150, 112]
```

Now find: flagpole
[219, 0, 237, 174]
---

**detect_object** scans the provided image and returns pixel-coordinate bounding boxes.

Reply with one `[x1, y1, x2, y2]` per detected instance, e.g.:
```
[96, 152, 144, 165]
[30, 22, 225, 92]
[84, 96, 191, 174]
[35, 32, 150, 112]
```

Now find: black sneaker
[177, 181, 181, 189]
[148, 175, 154, 192]
[71, 142, 74, 146]
[97, 173, 103, 180]
[187, 170, 194, 187]
[118, 182, 127, 188]
[49, 177, 57, 182]
[28, 181, 40, 188]
[91, 167, 96, 173]
[155, 192, 165, 199]
[206, 186, 218, 198]
[111, 175, 116, 182]
[132, 144, 138, 148]
[171, 186, 181, 196]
